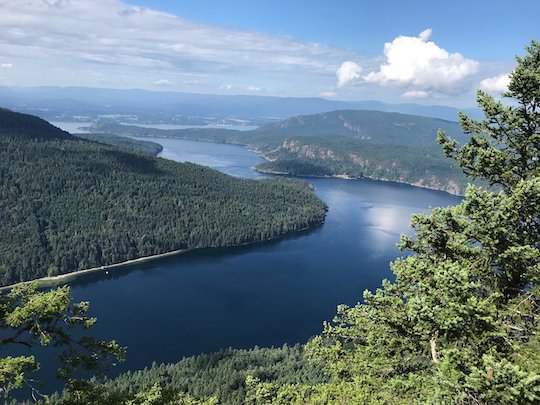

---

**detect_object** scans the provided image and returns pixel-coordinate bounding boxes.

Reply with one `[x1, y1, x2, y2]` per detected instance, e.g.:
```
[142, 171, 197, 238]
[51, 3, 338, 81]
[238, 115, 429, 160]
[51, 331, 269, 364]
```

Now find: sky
[0, 0, 538, 107]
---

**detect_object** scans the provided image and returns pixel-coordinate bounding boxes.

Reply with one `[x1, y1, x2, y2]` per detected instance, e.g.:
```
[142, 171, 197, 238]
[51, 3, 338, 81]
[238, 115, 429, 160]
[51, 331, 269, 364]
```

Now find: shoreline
[0, 248, 192, 292]
[153, 135, 463, 196]
[254, 166, 463, 197]
[107, 131, 463, 196]
[251, 147, 464, 196]
[0, 219, 325, 291]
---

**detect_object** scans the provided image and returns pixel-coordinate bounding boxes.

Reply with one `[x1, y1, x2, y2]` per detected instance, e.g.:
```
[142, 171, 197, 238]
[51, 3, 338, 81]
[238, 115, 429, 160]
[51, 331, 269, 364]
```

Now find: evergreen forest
[0, 109, 327, 286]
[75, 133, 163, 156]
[1, 40, 540, 404]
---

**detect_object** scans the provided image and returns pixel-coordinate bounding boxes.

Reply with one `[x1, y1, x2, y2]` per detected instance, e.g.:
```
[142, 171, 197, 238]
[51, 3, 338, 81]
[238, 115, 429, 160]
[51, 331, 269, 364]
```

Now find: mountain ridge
[255, 109, 468, 146]
[0, 86, 481, 122]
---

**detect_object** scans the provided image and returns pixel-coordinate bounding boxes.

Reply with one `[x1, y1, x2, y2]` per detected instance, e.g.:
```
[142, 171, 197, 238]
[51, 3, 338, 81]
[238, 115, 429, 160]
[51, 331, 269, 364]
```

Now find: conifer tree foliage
[248, 41, 540, 404]
[0, 110, 327, 286]
[0, 283, 124, 400]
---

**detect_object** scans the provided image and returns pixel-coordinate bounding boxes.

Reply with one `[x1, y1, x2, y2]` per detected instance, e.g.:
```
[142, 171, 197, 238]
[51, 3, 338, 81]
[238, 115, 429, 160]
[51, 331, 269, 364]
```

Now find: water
[21, 137, 461, 396]
[50, 121, 91, 134]
[123, 123, 258, 131]
[50, 122, 258, 134]
[145, 137, 267, 179]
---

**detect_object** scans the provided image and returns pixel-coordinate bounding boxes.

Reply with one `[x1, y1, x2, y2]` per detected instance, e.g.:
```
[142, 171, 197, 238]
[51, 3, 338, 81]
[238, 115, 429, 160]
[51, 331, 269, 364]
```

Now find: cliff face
[257, 138, 465, 195]
[280, 140, 342, 161]
[410, 178, 462, 195]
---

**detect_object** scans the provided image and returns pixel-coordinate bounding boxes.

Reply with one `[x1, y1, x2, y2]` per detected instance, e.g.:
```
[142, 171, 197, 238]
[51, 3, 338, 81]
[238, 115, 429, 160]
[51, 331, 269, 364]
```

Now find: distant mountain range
[0, 86, 481, 123]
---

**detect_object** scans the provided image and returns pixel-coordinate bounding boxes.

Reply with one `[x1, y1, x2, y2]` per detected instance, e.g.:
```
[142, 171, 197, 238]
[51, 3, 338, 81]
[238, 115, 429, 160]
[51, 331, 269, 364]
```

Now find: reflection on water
[366, 204, 412, 254]
[24, 137, 461, 397]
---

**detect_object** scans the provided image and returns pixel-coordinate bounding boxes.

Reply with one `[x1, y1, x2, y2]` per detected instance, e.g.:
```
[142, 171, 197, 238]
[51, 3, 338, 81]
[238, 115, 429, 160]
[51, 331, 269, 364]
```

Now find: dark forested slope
[75, 132, 163, 155]
[0, 107, 73, 140]
[37, 345, 327, 405]
[0, 109, 326, 285]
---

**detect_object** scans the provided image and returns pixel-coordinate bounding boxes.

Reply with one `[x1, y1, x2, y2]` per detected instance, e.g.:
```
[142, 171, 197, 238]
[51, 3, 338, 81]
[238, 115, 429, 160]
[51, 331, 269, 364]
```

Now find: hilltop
[256, 109, 468, 146]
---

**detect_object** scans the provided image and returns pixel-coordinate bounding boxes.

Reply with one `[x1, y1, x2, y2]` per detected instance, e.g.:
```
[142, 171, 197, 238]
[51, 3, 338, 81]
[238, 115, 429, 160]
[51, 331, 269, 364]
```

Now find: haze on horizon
[0, 0, 537, 108]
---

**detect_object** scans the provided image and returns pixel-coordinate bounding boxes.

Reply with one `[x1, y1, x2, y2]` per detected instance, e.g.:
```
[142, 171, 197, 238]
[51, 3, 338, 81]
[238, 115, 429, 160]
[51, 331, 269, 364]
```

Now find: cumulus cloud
[246, 86, 261, 91]
[402, 90, 429, 99]
[479, 73, 510, 93]
[336, 61, 361, 87]
[338, 29, 479, 96]
[364, 29, 479, 92]
[418, 28, 432, 42]
[220, 84, 233, 90]
[0, 63, 13, 68]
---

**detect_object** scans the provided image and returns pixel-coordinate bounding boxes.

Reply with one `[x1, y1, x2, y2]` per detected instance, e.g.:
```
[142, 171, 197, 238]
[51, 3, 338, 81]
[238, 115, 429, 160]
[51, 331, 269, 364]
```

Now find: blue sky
[131, 0, 537, 59]
[0, 0, 538, 107]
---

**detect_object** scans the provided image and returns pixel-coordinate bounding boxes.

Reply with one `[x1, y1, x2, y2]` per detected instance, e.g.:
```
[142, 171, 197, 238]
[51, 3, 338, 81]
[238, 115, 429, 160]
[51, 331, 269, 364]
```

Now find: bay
[26, 137, 460, 395]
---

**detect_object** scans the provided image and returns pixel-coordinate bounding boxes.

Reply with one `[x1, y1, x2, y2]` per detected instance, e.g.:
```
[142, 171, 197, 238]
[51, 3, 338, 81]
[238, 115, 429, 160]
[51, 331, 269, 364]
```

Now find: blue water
[21, 137, 461, 396]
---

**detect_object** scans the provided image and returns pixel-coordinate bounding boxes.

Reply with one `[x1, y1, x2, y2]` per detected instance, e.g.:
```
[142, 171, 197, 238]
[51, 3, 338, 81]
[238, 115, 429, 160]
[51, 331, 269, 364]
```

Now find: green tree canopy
[0, 283, 124, 400]
[247, 40, 540, 404]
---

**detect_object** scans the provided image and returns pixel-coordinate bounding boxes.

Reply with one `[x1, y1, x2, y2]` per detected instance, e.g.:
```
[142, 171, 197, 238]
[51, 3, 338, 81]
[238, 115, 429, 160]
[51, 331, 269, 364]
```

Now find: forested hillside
[255, 135, 467, 194]
[0, 109, 327, 286]
[0, 108, 73, 140]
[75, 132, 163, 155]
[2, 40, 539, 405]
[91, 109, 470, 194]
[29, 345, 326, 405]
[244, 40, 540, 404]
[256, 109, 468, 145]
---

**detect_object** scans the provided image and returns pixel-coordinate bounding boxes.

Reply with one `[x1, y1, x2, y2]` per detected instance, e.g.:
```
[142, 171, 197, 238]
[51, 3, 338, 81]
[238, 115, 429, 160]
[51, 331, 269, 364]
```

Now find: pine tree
[248, 40, 540, 404]
[0, 283, 124, 399]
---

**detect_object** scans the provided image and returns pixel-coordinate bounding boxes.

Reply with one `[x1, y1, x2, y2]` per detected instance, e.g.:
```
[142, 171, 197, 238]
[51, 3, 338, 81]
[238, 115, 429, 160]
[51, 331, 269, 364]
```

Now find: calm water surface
[123, 123, 258, 131]
[50, 121, 257, 134]
[28, 136, 460, 394]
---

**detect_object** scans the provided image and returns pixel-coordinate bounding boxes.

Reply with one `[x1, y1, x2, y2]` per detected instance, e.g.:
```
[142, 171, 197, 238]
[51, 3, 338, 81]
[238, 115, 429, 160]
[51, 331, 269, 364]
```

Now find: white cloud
[0, 63, 13, 68]
[336, 61, 361, 87]
[220, 84, 233, 90]
[418, 28, 432, 42]
[0, 0, 357, 93]
[247, 86, 261, 91]
[479, 73, 510, 93]
[351, 29, 479, 95]
[319, 91, 336, 98]
[152, 78, 171, 86]
[402, 90, 429, 99]
[0, 2, 488, 103]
